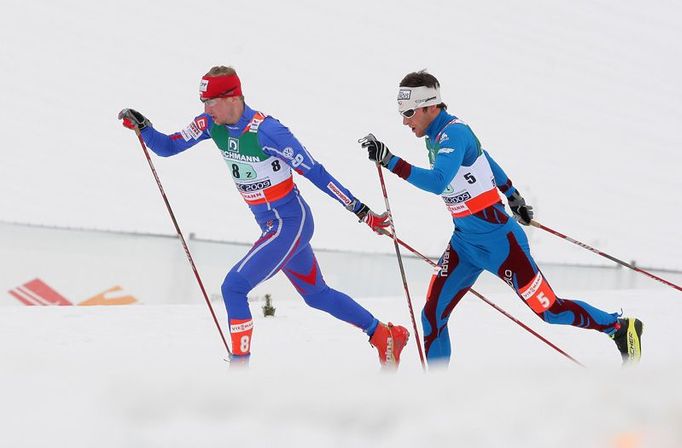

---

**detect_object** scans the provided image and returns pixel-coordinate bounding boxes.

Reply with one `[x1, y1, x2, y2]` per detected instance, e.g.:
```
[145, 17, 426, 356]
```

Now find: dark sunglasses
[400, 109, 416, 118]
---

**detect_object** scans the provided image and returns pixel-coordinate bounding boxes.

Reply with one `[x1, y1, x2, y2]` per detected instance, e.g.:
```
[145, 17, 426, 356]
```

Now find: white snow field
[1, 0, 681, 447]
[1, 289, 681, 448]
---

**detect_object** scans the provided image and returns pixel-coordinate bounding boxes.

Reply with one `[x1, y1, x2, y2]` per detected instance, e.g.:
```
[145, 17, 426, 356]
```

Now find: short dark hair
[399, 70, 447, 110]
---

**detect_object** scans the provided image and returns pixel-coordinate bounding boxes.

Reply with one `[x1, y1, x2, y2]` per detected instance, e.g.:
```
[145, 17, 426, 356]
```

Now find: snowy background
[1, 0, 680, 269]
[1, 0, 681, 447]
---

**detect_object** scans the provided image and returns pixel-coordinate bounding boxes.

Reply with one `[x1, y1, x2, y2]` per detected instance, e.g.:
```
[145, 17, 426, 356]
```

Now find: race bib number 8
[230, 318, 254, 356]
[231, 162, 257, 179]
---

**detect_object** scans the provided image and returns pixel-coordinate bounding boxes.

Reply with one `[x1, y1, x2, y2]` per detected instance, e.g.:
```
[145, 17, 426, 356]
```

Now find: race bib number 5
[519, 272, 557, 313]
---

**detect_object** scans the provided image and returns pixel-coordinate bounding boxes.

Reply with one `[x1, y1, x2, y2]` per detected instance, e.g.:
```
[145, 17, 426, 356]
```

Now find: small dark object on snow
[262, 294, 276, 317]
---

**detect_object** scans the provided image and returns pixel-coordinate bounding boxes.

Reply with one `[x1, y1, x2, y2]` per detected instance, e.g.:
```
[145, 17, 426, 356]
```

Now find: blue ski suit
[384, 109, 619, 363]
[140, 104, 378, 356]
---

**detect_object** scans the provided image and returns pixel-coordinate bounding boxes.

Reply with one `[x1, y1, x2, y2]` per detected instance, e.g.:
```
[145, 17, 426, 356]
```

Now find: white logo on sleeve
[180, 120, 204, 141]
[327, 182, 352, 205]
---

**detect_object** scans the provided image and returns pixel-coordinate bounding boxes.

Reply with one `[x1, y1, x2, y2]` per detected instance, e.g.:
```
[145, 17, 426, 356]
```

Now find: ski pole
[383, 233, 585, 367]
[132, 129, 232, 357]
[530, 220, 681, 292]
[372, 162, 426, 369]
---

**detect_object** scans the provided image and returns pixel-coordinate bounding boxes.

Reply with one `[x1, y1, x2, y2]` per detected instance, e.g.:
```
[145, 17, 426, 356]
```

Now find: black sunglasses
[400, 109, 416, 118]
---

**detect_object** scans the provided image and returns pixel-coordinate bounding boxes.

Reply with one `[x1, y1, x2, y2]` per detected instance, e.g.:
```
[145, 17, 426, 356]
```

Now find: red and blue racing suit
[384, 109, 619, 363]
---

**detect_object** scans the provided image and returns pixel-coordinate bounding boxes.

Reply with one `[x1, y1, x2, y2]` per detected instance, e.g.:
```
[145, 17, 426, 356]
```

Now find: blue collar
[425, 109, 456, 141]
[226, 103, 256, 133]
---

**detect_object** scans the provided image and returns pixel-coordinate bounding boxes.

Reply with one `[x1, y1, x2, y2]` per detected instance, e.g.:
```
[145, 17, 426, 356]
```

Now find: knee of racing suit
[221, 270, 253, 320]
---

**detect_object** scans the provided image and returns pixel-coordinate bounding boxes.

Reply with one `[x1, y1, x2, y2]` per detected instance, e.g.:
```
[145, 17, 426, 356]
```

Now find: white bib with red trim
[212, 112, 295, 205]
[441, 151, 500, 217]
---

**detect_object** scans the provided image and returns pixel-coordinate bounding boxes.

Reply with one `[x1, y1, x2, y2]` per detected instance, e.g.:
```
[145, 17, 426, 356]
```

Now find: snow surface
[1, 289, 681, 447]
[1, 0, 682, 446]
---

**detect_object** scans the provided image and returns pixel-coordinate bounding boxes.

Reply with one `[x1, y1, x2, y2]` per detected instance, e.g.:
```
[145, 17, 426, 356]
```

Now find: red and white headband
[199, 74, 242, 101]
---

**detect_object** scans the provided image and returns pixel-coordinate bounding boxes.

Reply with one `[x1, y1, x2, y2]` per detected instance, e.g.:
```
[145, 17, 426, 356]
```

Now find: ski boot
[369, 322, 409, 368]
[611, 317, 643, 365]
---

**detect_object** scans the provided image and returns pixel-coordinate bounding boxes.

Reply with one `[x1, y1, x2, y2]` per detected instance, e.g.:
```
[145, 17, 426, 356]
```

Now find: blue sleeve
[385, 126, 468, 195]
[258, 118, 359, 209]
[140, 114, 213, 157]
[484, 150, 517, 197]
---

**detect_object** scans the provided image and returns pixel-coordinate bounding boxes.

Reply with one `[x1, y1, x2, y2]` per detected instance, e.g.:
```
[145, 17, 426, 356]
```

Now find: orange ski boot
[369, 322, 409, 368]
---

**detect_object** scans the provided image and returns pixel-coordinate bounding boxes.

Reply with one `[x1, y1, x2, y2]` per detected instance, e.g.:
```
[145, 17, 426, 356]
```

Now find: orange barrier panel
[78, 286, 137, 306]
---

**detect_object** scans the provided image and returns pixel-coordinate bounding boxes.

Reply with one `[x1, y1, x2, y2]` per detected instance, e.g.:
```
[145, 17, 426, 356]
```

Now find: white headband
[397, 86, 441, 113]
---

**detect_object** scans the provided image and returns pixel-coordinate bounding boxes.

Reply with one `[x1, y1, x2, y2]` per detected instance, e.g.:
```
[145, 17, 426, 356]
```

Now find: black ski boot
[611, 317, 644, 365]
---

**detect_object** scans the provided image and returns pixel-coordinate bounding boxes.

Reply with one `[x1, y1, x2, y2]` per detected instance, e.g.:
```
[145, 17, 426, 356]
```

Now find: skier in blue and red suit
[119, 65, 409, 367]
[360, 70, 643, 366]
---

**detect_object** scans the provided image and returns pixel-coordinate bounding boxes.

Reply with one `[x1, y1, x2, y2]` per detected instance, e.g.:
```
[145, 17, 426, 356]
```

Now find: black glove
[118, 108, 151, 131]
[359, 133, 393, 167]
[507, 190, 534, 225]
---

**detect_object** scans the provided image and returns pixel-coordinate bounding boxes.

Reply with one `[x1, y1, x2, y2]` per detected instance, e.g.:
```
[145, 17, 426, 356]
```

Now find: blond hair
[204, 65, 237, 77]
